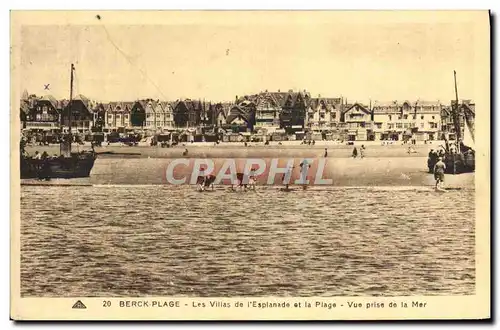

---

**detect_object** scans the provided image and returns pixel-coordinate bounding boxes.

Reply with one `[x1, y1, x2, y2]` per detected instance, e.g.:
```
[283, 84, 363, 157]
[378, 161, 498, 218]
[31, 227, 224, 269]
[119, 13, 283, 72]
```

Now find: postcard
[10, 10, 490, 321]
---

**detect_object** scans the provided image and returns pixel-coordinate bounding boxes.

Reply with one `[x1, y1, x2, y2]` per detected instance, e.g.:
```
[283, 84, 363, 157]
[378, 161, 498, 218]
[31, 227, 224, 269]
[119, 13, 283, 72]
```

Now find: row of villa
[19, 89, 475, 142]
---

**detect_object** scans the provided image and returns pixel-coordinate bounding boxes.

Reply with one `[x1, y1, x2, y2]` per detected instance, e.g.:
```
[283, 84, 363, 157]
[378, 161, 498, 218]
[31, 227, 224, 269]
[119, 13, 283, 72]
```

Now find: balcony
[25, 121, 59, 130]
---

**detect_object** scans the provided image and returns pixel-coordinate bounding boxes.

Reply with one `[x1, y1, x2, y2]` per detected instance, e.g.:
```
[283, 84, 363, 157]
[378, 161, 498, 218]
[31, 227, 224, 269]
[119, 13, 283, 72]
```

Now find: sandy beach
[20, 142, 474, 187]
[24, 141, 444, 159]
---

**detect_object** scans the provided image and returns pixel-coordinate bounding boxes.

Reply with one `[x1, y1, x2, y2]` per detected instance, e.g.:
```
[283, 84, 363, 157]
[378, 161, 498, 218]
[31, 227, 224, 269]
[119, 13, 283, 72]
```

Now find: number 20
[103, 300, 111, 307]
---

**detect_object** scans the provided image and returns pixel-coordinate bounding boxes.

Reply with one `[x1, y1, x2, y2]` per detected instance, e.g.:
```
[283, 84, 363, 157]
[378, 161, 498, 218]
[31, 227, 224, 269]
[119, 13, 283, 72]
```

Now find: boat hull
[20, 153, 97, 179]
[427, 152, 475, 175]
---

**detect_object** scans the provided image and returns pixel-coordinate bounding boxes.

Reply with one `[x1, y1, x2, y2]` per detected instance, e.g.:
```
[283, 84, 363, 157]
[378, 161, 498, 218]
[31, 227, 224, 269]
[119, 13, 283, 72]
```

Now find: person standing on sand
[324, 148, 328, 157]
[433, 157, 446, 190]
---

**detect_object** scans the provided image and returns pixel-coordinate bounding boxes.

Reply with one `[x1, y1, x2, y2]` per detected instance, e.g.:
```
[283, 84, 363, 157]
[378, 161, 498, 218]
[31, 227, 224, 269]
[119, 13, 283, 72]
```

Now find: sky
[14, 11, 487, 104]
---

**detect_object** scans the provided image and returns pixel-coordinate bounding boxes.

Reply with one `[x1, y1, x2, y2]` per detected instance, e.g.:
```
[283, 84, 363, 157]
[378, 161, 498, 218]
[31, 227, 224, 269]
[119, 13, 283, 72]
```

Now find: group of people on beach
[352, 145, 366, 158]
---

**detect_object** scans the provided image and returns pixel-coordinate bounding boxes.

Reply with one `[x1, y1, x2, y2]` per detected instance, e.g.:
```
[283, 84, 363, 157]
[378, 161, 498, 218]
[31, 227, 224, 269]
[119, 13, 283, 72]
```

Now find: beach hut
[271, 129, 286, 141]
[295, 131, 305, 141]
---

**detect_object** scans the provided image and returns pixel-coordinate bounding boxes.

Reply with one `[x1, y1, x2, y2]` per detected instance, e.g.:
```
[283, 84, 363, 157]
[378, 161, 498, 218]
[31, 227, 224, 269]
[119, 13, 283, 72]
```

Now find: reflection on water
[21, 185, 475, 297]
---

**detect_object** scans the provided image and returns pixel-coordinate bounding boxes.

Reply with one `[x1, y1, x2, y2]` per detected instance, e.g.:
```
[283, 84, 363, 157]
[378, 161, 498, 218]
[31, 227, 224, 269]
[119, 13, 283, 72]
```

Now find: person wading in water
[299, 159, 311, 190]
[433, 156, 446, 190]
[282, 164, 294, 191]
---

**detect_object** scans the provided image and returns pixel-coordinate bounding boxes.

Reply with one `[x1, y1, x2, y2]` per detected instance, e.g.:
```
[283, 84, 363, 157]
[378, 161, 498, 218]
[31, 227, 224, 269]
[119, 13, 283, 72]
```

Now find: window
[420, 123, 424, 128]
[388, 123, 394, 129]
[388, 115, 392, 121]
[413, 115, 416, 120]
[332, 112, 336, 119]
[404, 115, 408, 119]
[309, 115, 314, 120]
[421, 115, 424, 120]
[320, 113, 325, 119]
[403, 123, 409, 128]
[376, 123, 382, 129]
[398, 115, 402, 120]
[396, 123, 403, 128]
[432, 116, 435, 119]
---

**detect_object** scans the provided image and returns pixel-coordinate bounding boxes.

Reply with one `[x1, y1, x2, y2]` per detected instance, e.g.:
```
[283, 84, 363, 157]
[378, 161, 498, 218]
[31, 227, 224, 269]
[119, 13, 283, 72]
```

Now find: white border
[3, 1, 498, 329]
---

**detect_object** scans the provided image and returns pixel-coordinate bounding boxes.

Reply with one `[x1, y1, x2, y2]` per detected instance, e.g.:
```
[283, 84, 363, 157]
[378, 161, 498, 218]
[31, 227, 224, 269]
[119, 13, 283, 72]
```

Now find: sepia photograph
[10, 9, 490, 320]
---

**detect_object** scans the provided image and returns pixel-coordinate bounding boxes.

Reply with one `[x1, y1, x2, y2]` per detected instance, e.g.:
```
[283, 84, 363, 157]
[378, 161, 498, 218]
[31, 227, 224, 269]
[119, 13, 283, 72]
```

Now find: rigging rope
[101, 25, 169, 101]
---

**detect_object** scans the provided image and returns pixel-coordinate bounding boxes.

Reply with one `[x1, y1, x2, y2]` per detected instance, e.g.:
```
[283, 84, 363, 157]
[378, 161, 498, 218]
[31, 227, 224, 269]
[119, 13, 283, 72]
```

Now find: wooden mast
[69, 63, 74, 134]
[453, 70, 461, 149]
[61, 63, 75, 157]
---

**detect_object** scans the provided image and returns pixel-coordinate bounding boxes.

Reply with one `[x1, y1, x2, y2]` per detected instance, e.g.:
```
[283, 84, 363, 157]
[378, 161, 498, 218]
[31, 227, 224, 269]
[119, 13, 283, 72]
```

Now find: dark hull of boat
[427, 152, 475, 175]
[444, 153, 475, 174]
[20, 153, 97, 179]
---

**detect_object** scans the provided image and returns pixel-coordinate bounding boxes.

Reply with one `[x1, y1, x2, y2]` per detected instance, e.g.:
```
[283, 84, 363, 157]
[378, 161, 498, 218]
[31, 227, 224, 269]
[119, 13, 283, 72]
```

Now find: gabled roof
[212, 102, 230, 119]
[175, 99, 203, 112]
[38, 95, 59, 109]
[309, 97, 340, 110]
[268, 92, 289, 107]
[132, 99, 156, 110]
[107, 102, 128, 111]
[343, 102, 371, 115]
[72, 94, 91, 111]
[20, 101, 30, 115]
[461, 103, 475, 116]
[160, 101, 173, 111]
[140, 99, 159, 110]
[226, 103, 255, 124]
[93, 103, 106, 112]
[74, 94, 90, 104]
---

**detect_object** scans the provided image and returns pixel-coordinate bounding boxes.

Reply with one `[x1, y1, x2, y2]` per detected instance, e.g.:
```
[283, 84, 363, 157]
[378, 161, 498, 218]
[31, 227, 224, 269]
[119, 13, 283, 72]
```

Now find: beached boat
[427, 70, 475, 174]
[20, 64, 97, 179]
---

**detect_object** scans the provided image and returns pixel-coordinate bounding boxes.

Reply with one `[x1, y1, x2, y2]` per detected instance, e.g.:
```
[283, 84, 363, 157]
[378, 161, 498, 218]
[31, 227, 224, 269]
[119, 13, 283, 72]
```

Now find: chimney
[318, 94, 321, 98]
[235, 95, 238, 103]
[278, 89, 280, 92]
